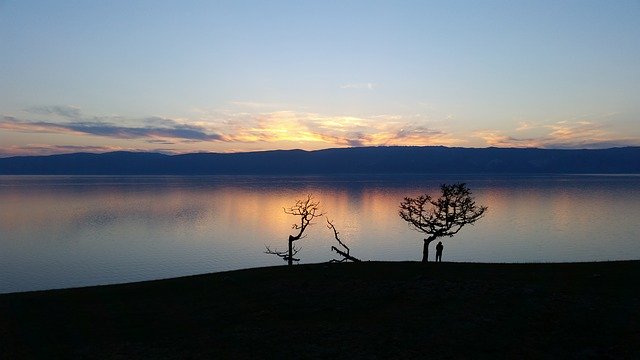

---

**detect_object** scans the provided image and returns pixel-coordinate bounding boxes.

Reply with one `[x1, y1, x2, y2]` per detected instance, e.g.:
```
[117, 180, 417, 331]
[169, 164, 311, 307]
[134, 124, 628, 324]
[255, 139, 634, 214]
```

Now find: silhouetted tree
[399, 183, 487, 263]
[326, 218, 361, 263]
[265, 195, 324, 265]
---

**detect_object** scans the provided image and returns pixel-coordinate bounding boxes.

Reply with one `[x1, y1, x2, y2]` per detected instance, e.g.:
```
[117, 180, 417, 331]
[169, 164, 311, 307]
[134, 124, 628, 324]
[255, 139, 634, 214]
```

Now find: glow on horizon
[1, 1, 639, 157]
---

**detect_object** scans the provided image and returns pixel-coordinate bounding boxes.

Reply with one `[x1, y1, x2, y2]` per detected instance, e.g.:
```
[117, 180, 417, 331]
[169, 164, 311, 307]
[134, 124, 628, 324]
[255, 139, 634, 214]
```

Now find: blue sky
[1, 0, 639, 156]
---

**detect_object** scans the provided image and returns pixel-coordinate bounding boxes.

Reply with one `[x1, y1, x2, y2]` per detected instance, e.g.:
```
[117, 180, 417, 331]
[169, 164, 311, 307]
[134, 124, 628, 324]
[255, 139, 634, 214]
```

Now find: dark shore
[2, 261, 639, 359]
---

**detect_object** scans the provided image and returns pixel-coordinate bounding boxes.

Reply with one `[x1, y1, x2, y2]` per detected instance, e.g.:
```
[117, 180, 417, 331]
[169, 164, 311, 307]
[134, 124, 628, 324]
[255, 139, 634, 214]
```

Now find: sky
[1, 0, 639, 157]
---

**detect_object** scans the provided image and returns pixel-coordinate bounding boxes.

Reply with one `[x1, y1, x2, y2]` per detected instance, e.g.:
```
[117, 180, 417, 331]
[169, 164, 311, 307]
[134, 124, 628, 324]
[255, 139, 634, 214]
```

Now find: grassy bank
[2, 261, 639, 359]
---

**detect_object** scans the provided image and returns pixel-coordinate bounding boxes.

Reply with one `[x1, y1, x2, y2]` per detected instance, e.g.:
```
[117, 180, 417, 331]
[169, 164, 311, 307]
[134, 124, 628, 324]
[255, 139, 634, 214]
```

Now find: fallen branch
[327, 218, 361, 262]
[330, 245, 361, 262]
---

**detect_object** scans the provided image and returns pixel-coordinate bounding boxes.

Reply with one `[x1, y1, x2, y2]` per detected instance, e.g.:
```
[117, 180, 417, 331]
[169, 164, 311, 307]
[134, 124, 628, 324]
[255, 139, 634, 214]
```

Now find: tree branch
[265, 245, 301, 263]
[399, 183, 487, 240]
[285, 194, 324, 241]
[326, 218, 361, 262]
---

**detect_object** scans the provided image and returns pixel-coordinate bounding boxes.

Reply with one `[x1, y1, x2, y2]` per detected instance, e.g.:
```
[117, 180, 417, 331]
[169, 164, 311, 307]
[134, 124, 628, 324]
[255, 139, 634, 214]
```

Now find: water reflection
[1, 175, 639, 293]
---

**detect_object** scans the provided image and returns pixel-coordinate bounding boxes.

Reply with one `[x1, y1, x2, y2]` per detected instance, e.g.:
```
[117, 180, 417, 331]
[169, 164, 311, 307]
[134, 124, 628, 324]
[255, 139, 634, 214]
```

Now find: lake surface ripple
[1, 174, 639, 293]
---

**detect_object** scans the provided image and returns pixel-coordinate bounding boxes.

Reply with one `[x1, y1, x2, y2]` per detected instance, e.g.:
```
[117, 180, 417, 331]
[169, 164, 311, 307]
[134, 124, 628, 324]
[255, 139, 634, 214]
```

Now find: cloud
[0, 143, 185, 157]
[515, 121, 537, 131]
[229, 101, 288, 109]
[0, 116, 227, 142]
[222, 111, 461, 147]
[0, 144, 130, 157]
[473, 131, 545, 148]
[339, 83, 376, 90]
[25, 105, 82, 119]
[1, 109, 464, 156]
[475, 121, 640, 149]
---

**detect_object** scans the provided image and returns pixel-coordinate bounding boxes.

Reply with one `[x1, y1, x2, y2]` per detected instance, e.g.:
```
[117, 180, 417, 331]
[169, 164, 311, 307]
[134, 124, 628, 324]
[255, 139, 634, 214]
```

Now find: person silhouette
[435, 241, 444, 262]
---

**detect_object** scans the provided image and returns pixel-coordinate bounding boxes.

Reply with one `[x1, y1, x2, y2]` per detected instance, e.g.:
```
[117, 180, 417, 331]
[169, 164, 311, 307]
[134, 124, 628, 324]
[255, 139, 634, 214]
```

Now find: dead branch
[265, 194, 324, 266]
[284, 194, 324, 242]
[327, 218, 361, 262]
[265, 245, 301, 263]
[330, 245, 361, 263]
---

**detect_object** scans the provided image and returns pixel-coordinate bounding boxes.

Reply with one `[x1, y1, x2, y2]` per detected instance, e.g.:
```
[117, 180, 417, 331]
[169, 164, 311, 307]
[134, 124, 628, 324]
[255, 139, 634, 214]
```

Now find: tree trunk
[422, 237, 435, 263]
[288, 238, 293, 266]
[422, 239, 429, 263]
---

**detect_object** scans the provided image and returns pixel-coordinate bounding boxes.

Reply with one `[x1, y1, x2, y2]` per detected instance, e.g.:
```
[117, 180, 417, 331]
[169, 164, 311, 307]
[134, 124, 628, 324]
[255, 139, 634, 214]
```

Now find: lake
[1, 174, 639, 293]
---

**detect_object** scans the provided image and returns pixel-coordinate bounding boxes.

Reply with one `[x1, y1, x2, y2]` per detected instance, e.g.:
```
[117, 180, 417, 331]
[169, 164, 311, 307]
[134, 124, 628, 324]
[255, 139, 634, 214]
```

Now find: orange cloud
[475, 121, 640, 149]
[1, 108, 464, 156]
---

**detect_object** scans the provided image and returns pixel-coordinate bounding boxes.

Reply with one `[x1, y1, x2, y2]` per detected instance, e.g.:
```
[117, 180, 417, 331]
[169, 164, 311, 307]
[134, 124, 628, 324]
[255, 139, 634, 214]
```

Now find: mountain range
[1, 146, 639, 175]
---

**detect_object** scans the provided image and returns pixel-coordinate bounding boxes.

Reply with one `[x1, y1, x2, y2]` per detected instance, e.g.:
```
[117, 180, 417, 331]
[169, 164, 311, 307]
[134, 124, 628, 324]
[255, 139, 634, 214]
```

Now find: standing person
[435, 241, 444, 262]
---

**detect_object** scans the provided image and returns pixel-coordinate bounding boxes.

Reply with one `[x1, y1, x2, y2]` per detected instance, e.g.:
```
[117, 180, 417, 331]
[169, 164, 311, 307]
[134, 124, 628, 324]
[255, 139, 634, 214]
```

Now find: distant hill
[1, 146, 639, 175]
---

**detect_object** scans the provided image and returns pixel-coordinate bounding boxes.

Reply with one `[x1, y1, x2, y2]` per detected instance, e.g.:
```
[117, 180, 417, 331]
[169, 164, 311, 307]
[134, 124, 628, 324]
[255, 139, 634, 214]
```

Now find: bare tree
[265, 195, 324, 265]
[326, 218, 360, 263]
[399, 183, 487, 263]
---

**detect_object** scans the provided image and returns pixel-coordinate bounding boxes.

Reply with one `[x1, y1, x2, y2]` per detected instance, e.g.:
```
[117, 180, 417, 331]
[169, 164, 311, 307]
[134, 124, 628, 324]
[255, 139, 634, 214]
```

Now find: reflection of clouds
[75, 204, 208, 229]
[0, 189, 211, 233]
[2, 175, 639, 279]
[476, 120, 640, 149]
[1, 177, 418, 251]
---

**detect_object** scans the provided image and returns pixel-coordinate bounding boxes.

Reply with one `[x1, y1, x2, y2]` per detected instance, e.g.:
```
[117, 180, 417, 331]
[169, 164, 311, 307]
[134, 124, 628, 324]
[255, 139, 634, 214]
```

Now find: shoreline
[4, 259, 639, 296]
[2, 260, 639, 358]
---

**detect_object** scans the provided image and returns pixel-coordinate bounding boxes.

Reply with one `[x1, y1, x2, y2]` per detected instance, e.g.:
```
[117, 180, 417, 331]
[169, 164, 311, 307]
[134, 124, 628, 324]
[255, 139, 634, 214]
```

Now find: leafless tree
[326, 218, 360, 263]
[265, 194, 324, 265]
[399, 183, 487, 263]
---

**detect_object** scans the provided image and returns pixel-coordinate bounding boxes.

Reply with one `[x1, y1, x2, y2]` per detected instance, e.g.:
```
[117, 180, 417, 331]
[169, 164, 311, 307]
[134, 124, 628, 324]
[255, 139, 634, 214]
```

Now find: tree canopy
[399, 183, 487, 262]
[265, 194, 323, 265]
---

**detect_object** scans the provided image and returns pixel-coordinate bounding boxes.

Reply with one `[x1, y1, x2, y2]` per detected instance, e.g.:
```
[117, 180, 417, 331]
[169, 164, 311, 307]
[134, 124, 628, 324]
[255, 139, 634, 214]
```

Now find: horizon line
[2, 144, 640, 159]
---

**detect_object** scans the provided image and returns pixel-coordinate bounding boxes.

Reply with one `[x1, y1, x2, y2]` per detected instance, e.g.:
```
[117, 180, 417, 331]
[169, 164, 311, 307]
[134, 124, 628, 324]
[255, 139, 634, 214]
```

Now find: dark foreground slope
[1, 146, 639, 174]
[1, 261, 639, 359]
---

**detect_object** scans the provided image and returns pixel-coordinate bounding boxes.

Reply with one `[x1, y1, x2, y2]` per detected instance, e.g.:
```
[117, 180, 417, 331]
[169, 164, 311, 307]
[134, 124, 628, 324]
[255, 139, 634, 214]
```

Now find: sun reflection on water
[1, 175, 639, 293]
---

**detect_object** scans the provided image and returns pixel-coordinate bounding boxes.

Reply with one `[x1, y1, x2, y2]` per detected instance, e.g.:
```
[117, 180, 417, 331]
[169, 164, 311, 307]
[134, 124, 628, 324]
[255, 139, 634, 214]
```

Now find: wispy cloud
[220, 111, 461, 147]
[6, 108, 637, 156]
[229, 101, 289, 109]
[0, 144, 145, 157]
[1, 116, 227, 143]
[339, 83, 376, 90]
[473, 131, 545, 148]
[475, 121, 640, 149]
[1, 108, 463, 154]
[25, 105, 82, 119]
[515, 121, 537, 131]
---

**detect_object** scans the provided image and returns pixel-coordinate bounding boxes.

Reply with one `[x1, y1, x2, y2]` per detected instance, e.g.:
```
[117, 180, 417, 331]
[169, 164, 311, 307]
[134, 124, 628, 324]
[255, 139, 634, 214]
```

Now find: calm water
[1, 174, 639, 293]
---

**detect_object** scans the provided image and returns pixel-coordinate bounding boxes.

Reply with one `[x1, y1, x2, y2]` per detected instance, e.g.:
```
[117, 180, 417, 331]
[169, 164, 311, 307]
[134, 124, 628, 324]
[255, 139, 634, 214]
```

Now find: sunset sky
[1, 0, 639, 157]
